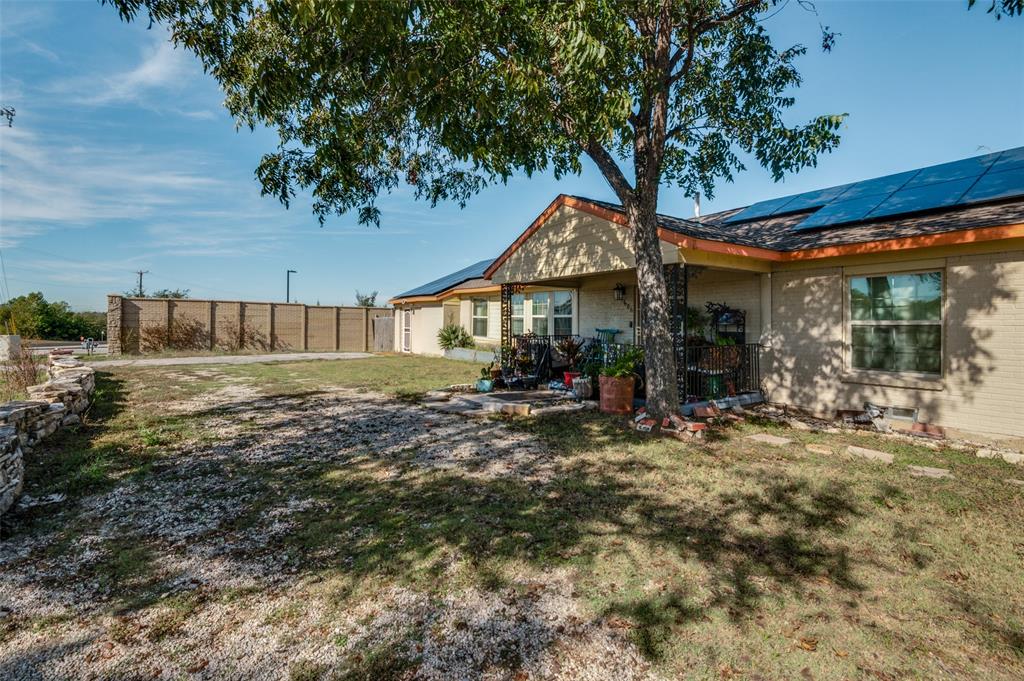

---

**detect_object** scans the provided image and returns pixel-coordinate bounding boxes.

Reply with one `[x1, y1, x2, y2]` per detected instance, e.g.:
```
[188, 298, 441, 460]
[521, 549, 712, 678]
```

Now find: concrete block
[908, 465, 952, 479]
[745, 433, 792, 446]
[846, 445, 894, 464]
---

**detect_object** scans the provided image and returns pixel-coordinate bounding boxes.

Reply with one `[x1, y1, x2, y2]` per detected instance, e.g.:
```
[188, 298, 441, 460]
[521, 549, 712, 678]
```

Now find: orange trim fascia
[438, 285, 501, 300]
[483, 194, 575, 279]
[658, 230, 784, 261]
[778, 223, 1024, 261]
[483, 195, 1024, 279]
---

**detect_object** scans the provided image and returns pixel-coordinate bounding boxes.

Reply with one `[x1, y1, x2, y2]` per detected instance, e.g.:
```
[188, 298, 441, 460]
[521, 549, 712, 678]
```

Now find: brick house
[392, 147, 1024, 438]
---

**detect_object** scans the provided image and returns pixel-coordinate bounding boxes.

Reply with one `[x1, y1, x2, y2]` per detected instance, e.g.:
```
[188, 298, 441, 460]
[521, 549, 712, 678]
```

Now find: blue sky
[1, 1, 1022, 311]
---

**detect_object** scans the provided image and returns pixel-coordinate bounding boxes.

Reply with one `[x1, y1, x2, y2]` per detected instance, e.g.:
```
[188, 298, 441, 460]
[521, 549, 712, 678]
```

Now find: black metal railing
[678, 343, 761, 401]
[507, 334, 761, 401]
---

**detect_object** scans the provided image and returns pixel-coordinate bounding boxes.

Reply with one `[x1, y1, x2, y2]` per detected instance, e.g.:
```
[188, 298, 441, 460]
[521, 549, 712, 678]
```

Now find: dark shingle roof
[393, 258, 495, 298]
[572, 195, 1024, 252]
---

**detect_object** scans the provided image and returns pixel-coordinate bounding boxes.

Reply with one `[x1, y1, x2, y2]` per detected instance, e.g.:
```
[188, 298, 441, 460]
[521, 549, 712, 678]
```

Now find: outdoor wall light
[613, 283, 626, 301]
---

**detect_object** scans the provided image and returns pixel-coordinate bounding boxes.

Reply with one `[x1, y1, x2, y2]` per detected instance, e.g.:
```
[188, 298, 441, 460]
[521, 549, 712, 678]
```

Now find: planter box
[444, 348, 496, 363]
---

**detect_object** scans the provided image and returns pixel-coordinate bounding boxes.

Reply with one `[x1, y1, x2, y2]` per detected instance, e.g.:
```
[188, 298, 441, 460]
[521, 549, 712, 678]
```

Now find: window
[849, 271, 942, 374]
[402, 309, 411, 352]
[552, 291, 573, 336]
[511, 293, 525, 335]
[472, 299, 488, 337]
[532, 294, 549, 336]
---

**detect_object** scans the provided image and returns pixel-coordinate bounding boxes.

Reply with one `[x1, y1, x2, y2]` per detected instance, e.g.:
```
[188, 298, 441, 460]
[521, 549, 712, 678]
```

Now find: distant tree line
[0, 292, 107, 341]
[126, 287, 191, 299]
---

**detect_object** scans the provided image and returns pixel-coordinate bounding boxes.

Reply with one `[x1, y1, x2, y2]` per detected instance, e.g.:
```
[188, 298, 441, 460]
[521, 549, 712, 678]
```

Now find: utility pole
[134, 270, 150, 297]
[286, 269, 297, 303]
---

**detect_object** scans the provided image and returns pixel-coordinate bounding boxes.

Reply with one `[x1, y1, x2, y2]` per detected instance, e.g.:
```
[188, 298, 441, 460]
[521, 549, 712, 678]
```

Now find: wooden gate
[372, 315, 395, 352]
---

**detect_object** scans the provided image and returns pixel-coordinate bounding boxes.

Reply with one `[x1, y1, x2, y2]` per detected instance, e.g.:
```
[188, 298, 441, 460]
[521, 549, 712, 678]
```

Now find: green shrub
[437, 324, 474, 350]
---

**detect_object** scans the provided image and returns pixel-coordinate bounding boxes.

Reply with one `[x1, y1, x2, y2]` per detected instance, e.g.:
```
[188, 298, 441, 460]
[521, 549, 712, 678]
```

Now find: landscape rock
[1, 356, 95, 516]
[805, 443, 833, 456]
[846, 445, 894, 464]
[745, 433, 792, 447]
[908, 465, 952, 479]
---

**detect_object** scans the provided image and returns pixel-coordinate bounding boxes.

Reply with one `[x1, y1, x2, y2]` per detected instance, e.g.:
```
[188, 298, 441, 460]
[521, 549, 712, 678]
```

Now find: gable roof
[391, 258, 495, 300]
[580, 193, 1024, 253]
[485, 148, 1024, 278]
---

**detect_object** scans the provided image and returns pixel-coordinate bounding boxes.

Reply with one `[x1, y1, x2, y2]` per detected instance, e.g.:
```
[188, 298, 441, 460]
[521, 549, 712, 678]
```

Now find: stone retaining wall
[0, 355, 96, 516]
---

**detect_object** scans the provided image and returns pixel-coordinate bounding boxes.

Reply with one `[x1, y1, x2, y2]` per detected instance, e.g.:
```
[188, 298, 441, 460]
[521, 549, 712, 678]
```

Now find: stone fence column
[107, 294, 123, 355]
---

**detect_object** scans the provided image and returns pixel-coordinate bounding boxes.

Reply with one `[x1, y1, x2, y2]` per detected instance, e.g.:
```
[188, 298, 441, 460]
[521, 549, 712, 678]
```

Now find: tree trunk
[626, 198, 680, 421]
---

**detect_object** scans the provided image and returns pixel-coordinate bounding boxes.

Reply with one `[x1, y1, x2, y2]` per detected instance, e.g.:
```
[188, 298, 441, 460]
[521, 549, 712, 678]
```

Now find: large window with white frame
[471, 299, 489, 337]
[507, 290, 574, 337]
[848, 271, 942, 375]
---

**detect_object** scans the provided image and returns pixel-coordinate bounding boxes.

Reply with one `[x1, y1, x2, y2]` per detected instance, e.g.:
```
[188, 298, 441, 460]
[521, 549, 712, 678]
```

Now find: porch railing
[508, 334, 760, 401]
[678, 343, 761, 401]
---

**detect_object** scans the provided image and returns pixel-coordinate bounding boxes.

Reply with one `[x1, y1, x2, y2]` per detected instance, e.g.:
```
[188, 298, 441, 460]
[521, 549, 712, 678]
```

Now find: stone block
[805, 443, 833, 455]
[846, 445, 894, 464]
[745, 433, 792, 446]
[908, 465, 952, 479]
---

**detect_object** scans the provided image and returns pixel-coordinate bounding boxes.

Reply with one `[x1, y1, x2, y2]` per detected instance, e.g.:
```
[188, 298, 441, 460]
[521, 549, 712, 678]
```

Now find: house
[389, 258, 500, 355]
[394, 147, 1024, 438]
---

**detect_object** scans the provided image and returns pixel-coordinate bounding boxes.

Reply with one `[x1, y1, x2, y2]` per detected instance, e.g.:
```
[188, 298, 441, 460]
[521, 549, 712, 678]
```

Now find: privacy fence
[107, 295, 393, 355]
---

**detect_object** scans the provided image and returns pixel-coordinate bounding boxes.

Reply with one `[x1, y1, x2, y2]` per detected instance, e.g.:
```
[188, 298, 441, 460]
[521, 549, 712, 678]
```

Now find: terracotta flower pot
[599, 375, 635, 415]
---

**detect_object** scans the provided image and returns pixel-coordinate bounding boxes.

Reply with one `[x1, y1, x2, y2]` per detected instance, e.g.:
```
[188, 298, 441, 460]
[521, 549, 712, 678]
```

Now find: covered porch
[498, 264, 765, 403]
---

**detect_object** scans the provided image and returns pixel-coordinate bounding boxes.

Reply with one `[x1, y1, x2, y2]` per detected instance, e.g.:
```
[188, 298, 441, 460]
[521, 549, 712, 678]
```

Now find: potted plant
[476, 363, 494, 392]
[554, 336, 585, 387]
[598, 346, 644, 415]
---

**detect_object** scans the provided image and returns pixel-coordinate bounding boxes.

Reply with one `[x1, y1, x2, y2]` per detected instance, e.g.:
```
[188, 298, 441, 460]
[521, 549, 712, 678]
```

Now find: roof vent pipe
[693, 192, 701, 218]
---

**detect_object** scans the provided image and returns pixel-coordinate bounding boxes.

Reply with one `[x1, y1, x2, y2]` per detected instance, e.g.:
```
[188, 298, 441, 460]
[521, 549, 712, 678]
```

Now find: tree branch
[584, 139, 635, 205]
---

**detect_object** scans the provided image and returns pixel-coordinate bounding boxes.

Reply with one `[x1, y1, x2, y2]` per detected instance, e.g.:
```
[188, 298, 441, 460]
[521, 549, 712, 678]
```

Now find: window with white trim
[849, 271, 942, 374]
[552, 290, 573, 336]
[472, 299, 488, 337]
[511, 293, 525, 335]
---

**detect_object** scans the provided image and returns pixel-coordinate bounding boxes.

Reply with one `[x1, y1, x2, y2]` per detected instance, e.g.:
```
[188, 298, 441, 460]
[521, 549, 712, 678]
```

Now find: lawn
[1, 355, 1022, 680]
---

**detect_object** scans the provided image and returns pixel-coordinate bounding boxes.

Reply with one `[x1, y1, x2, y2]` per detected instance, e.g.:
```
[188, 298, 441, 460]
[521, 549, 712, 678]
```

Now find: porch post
[681, 264, 689, 400]
[500, 283, 511, 349]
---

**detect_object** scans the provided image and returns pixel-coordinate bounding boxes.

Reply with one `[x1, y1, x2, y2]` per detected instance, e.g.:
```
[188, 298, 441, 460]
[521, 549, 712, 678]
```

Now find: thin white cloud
[0, 125, 226, 239]
[47, 35, 194, 106]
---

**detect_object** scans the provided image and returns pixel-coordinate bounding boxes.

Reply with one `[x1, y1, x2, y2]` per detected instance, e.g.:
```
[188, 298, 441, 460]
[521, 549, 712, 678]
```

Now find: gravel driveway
[0, 378, 654, 680]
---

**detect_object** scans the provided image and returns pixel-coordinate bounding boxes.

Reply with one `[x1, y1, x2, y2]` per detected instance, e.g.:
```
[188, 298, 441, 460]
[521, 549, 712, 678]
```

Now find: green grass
[213, 354, 484, 399]
[8, 355, 1024, 680]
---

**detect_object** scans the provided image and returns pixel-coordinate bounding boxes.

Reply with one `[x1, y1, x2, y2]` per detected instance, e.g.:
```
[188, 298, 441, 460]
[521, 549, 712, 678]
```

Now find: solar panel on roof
[866, 177, 975, 220]
[904, 153, 998, 187]
[791, 194, 890, 231]
[723, 195, 801, 223]
[836, 169, 918, 201]
[394, 258, 494, 298]
[773, 183, 854, 213]
[990, 147, 1024, 173]
[960, 166, 1024, 205]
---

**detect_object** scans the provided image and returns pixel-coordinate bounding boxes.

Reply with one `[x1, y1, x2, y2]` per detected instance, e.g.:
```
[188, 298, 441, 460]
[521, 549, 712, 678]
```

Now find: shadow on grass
[17, 372, 132, 503]
[4, 399, 872, 676]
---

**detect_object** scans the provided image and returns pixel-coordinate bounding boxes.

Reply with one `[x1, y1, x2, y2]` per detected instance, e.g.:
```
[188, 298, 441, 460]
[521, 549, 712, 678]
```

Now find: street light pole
[286, 269, 297, 302]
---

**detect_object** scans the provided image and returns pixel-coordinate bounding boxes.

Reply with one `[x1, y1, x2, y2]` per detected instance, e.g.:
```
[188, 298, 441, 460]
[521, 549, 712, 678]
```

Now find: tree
[125, 287, 191, 299]
[0, 292, 102, 340]
[355, 290, 379, 307]
[109, 0, 851, 420]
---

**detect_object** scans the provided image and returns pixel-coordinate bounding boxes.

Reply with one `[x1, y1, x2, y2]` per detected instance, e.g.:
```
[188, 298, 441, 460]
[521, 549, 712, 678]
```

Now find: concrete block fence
[107, 295, 393, 355]
[1, 355, 96, 516]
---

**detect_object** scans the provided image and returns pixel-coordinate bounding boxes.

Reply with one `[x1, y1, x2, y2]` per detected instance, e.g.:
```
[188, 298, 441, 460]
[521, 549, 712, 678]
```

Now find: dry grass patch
[1, 357, 1021, 680]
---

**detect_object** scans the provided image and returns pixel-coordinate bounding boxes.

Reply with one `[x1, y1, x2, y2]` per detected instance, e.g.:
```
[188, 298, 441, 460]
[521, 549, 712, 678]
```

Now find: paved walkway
[95, 352, 375, 368]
